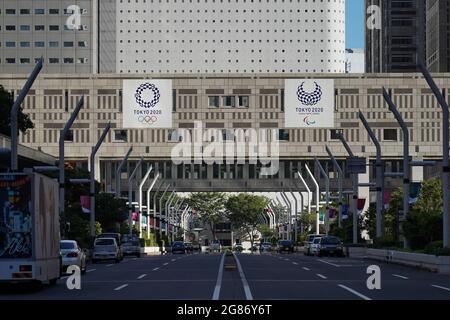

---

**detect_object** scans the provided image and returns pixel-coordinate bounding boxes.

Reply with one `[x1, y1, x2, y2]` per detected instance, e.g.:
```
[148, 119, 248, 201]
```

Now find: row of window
[1, 58, 88, 64]
[2, 25, 88, 31]
[119, 69, 343, 73]
[1, 8, 87, 15]
[2, 41, 88, 48]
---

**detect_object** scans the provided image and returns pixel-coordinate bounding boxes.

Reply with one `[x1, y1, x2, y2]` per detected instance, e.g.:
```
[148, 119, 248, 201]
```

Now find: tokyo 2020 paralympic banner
[284, 79, 335, 128]
[122, 80, 173, 128]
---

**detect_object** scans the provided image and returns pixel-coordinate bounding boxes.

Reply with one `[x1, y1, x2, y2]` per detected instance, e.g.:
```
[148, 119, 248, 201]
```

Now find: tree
[0, 85, 34, 136]
[96, 193, 127, 232]
[225, 194, 270, 249]
[187, 192, 227, 240]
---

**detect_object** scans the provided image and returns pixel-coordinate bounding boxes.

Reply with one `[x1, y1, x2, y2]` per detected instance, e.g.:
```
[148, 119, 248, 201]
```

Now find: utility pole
[115, 147, 133, 198]
[146, 173, 160, 238]
[128, 158, 143, 237]
[325, 146, 343, 228]
[138, 165, 153, 236]
[305, 164, 320, 235]
[315, 158, 330, 236]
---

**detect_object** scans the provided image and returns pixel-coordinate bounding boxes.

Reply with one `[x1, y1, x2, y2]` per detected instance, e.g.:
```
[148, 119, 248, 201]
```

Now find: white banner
[122, 80, 173, 128]
[284, 79, 335, 128]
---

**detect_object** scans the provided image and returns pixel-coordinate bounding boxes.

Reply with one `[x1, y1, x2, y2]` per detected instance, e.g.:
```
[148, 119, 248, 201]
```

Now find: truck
[0, 172, 61, 285]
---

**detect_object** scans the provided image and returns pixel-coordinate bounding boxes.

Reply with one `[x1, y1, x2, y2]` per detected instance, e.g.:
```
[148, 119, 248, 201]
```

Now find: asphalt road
[1, 252, 450, 300]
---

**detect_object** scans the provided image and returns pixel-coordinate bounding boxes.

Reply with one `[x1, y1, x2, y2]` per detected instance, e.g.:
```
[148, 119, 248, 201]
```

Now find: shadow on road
[0, 282, 46, 295]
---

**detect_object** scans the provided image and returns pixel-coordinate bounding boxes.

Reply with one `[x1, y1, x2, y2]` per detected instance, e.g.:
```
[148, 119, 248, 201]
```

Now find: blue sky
[346, 0, 365, 49]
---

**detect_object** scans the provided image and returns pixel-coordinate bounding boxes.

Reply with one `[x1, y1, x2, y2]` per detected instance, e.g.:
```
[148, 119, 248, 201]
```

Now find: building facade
[365, 0, 426, 73]
[0, 0, 94, 73]
[345, 48, 365, 73]
[426, 0, 450, 72]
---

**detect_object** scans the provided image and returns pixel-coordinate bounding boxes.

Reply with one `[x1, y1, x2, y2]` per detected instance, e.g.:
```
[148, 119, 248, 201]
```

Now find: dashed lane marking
[338, 284, 372, 300]
[114, 284, 129, 291]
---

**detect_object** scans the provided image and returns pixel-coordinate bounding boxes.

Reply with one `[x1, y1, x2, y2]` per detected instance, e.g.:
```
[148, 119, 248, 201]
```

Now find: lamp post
[305, 164, 320, 235]
[146, 173, 160, 238]
[325, 146, 343, 228]
[138, 165, 153, 236]
[315, 158, 330, 236]
[115, 147, 133, 198]
[128, 157, 143, 236]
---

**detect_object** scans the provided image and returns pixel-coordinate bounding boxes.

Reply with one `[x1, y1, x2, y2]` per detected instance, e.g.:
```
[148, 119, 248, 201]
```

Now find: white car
[92, 238, 121, 263]
[310, 237, 322, 256]
[60, 240, 87, 274]
[209, 240, 222, 253]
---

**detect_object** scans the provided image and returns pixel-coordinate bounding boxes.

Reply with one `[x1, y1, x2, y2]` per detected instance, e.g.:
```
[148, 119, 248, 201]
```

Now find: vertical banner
[80, 195, 90, 214]
[284, 79, 335, 128]
[122, 80, 173, 129]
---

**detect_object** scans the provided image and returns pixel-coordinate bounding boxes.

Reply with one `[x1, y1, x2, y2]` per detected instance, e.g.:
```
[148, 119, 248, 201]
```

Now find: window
[168, 130, 182, 142]
[20, 25, 30, 31]
[383, 129, 397, 141]
[6, 58, 16, 64]
[49, 58, 60, 64]
[35, 25, 45, 31]
[278, 129, 290, 141]
[5, 42, 16, 48]
[35, 41, 45, 48]
[35, 9, 45, 15]
[49, 41, 59, 48]
[222, 96, 236, 107]
[78, 41, 88, 47]
[49, 25, 60, 31]
[238, 96, 249, 108]
[114, 130, 127, 142]
[5, 9, 16, 15]
[20, 42, 30, 48]
[64, 41, 74, 47]
[49, 9, 60, 14]
[20, 58, 31, 64]
[208, 96, 220, 108]
[6, 25, 16, 31]
[63, 58, 74, 64]
[20, 9, 30, 15]
[77, 58, 88, 64]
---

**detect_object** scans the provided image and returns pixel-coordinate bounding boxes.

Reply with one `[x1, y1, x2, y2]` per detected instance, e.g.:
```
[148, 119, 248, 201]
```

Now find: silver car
[60, 240, 87, 274]
[92, 238, 122, 263]
[122, 240, 141, 257]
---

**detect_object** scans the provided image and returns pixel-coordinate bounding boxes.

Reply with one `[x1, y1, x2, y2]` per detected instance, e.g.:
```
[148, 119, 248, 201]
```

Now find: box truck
[0, 172, 61, 285]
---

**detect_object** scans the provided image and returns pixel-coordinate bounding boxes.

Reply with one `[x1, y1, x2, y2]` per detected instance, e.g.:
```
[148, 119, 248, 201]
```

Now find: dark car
[277, 240, 294, 253]
[172, 241, 186, 254]
[184, 243, 194, 253]
[317, 236, 344, 257]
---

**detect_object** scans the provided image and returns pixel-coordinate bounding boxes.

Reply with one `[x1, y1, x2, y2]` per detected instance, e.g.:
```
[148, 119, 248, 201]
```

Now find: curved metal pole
[146, 173, 160, 237]
[138, 165, 153, 236]
[326, 146, 344, 228]
[315, 158, 330, 236]
[154, 183, 168, 233]
[358, 112, 384, 238]
[297, 172, 311, 216]
[115, 147, 133, 198]
[128, 157, 143, 236]
[164, 190, 176, 239]
[280, 192, 292, 240]
[289, 190, 299, 242]
[305, 164, 320, 235]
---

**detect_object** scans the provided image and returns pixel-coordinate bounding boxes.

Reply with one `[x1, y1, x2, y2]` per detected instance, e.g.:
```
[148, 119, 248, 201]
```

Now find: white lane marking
[114, 284, 129, 291]
[86, 269, 96, 273]
[137, 274, 147, 280]
[318, 259, 340, 267]
[106, 264, 114, 267]
[163, 262, 169, 266]
[284, 259, 290, 261]
[212, 253, 226, 300]
[292, 262, 298, 265]
[171, 259, 176, 262]
[393, 274, 409, 280]
[316, 274, 327, 279]
[432, 285, 450, 292]
[338, 284, 372, 301]
[233, 253, 253, 300]
[302, 267, 311, 271]
[152, 267, 160, 271]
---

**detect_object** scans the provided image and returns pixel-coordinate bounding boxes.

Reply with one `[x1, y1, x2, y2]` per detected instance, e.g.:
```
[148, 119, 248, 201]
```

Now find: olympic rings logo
[135, 83, 161, 108]
[138, 116, 158, 124]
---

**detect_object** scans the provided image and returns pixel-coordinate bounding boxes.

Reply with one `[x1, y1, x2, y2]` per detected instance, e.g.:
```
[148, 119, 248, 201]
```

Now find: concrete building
[116, 0, 346, 74]
[366, 0, 426, 73]
[345, 48, 365, 73]
[426, 0, 450, 72]
[0, 0, 94, 73]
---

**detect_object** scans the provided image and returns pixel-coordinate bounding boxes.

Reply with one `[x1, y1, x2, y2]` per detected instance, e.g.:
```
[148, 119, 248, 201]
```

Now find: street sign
[347, 157, 367, 174]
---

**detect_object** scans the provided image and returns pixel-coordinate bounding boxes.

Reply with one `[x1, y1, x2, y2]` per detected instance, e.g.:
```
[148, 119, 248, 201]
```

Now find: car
[172, 241, 186, 254]
[277, 240, 294, 253]
[60, 240, 87, 274]
[122, 240, 141, 257]
[184, 242, 194, 253]
[260, 242, 272, 252]
[92, 238, 122, 263]
[233, 244, 244, 252]
[96, 233, 124, 260]
[310, 237, 322, 256]
[304, 234, 325, 256]
[317, 236, 345, 257]
[209, 240, 222, 253]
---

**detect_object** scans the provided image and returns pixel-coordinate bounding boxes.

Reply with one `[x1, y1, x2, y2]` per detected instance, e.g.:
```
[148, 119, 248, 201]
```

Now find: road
[1, 252, 450, 300]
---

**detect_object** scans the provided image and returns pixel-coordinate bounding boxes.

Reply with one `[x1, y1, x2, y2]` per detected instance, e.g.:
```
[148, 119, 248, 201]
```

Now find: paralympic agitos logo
[134, 83, 161, 125]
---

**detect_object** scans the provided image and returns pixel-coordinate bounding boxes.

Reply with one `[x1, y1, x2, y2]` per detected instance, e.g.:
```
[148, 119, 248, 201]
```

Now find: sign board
[122, 80, 173, 128]
[284, 79, 335, 128]
[347, 157, 367, 174]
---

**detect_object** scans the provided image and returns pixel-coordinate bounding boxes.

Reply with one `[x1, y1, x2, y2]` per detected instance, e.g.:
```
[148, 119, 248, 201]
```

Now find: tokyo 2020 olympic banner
[284, 79, 335, 128]
[122, 80, 173, 128]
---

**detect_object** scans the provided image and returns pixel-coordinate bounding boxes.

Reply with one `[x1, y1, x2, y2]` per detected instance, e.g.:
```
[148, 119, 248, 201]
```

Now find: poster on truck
[34, 174, 60, 261]
[0, 174, 33, 259]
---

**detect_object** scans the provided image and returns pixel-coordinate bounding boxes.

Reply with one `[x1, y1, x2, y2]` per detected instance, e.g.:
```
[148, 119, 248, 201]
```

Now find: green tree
[187, 192, 227, 240]
[96, 193, 127, 232]
[225, 194, 270, 248]
[0, 85, 34, 136]
[257, 224, 275, 240]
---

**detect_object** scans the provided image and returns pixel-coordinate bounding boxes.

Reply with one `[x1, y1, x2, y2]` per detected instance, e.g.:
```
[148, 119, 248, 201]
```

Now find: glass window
[20, 25, 30, 31]
[383, 129, 397, 141]
[222, 96, 236, 107]
[64, 130, 74, 142]
[35, 41, 45, 48]
[64, 58, 74, 64]
[278, 129, 290, 141]
[20, 42, 30, 48]
[78, 41, 88, 47]
[35, 25, 45, 31]
[49, 25, 60, 31]
[49, 9, 60, 14]
[49, 58, 60, 64]
[64, 41, 74, 47]
[5, 9, 16, 14]
[5, 42, 16, 48]
[35, 9, 45, 15]
[5, 58, 16, 64]
[20, 9, 30, 15]
[238, 96, 249, 108]
[208, 96, 219, 107]
[77, 58, 88, 64]
[49, 41, 59, 47]
[20, 58, 30, 64]
[114, 130, 127, 142]
[6, 25, 16, 31]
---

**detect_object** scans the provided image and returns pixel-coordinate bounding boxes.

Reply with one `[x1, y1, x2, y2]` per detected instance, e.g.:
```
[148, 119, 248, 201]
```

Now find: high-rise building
[365, 0, 426, 73]
[0, 0, 94, 73]
[115, 0, 346, 74]
[426, 0, 450, 72]
[345, 48, 365, 73]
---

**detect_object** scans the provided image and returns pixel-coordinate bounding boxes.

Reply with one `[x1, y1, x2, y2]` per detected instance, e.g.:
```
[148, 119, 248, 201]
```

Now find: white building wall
[116, 0, 346, 74]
